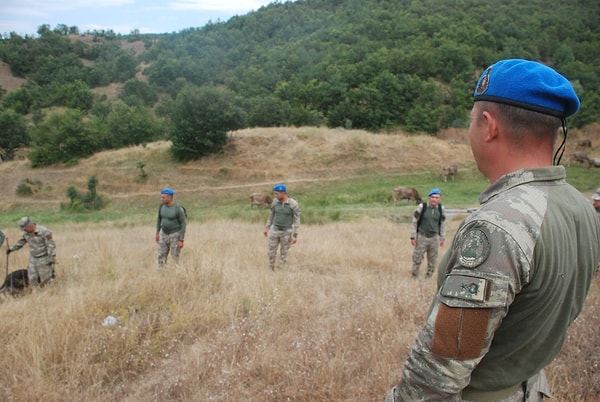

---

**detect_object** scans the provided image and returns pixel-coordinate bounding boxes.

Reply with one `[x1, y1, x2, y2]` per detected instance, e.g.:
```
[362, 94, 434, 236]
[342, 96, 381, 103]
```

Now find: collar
[479, 166, 566, 204]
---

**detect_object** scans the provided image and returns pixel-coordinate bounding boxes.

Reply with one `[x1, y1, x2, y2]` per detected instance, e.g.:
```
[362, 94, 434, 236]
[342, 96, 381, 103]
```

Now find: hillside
[0, 127, 472, 212]
[1, 126, 598, 224]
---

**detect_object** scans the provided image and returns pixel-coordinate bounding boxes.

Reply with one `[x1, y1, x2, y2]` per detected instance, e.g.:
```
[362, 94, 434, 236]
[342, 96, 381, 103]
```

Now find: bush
[15, 178, 42, 197]
[62, 175, 107, 211]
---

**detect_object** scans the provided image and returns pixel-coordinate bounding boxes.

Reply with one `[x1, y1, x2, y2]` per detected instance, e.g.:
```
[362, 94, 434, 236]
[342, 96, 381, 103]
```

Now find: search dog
[0, 269, 29, 296]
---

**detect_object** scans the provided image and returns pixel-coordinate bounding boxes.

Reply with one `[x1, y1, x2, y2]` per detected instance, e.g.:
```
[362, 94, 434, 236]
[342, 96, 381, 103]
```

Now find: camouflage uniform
[156, 203, 186, 265]
[265, 197, 301, 270]
[410, 202, 446, 277]
[9, 224, 57, 287]
[387, 167, 600, 401]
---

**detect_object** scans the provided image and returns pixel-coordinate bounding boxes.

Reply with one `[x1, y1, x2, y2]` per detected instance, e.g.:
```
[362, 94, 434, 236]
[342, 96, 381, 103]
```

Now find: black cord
[553, 118, 568, 166]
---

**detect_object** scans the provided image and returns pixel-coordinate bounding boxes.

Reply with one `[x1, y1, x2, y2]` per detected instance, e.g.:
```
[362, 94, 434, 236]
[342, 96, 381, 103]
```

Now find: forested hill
[0, 0, 599, 165]
[145, 0, 600, 131]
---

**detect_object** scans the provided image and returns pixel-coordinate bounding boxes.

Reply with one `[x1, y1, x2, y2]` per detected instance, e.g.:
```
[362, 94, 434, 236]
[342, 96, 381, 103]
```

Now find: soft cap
[474, 59, 580, 118]
[428, 188, 442, 196]
[273, 184, 287, 192]
[161, 187, 174, 195]
[19, 216, 32, 230]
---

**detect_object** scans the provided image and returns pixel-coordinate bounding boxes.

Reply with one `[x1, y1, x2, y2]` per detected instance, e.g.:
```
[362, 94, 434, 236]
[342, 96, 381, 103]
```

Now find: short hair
[475, 101, 561, 146]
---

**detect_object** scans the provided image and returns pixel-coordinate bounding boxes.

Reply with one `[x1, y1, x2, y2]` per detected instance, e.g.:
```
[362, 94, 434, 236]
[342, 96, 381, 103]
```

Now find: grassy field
[0, 126, 599, 401]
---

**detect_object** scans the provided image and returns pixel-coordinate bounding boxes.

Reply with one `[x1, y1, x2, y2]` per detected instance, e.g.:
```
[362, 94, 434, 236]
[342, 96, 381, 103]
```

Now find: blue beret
[273, 184, 287, 192]
[474, 59, 580, 118]
[428, 188, 441, 196]
[161, 187, 174, 195]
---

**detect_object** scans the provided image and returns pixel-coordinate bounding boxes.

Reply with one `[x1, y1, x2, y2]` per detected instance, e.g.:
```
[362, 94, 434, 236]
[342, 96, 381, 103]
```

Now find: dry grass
[0, 216, 598, 401]
[0, 126, 599, 401]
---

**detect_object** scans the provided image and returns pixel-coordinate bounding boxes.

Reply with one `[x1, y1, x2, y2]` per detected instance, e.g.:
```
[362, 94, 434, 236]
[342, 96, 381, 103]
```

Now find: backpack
[416, 202, 444, 235]
[178, 204, 187, 219]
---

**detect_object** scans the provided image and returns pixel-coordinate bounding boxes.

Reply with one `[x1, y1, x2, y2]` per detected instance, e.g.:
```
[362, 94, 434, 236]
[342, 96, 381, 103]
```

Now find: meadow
[0, 127, 598, 401]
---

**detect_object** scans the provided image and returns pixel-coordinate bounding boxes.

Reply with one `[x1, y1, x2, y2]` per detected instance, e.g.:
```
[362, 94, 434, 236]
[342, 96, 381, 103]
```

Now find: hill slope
[1, 125, 598, 225]
[0, 127, 476, 214]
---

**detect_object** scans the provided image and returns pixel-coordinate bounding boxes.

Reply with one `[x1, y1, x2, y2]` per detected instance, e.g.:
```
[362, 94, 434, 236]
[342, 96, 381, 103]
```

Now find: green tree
[0, 108, 29, 160]
[119, 79, 158, 106]
[28, 109, 99, 167]
[169, 86, 247, 161]
[101, 100, 163, 149]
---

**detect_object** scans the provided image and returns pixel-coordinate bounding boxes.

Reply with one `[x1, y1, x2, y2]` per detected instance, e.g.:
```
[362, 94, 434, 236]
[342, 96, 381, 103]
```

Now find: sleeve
[45, 230, 57, 260]
[410, 204, 423, 239]
[265, 201, 275, 229]
[178, 207, 187, 240]
[156, 204, 162, 233]
[391, 221, 524, 400]
[291, 199, 301, 236]
[440, 206, 447, 240]
[10, 235, 27, 251]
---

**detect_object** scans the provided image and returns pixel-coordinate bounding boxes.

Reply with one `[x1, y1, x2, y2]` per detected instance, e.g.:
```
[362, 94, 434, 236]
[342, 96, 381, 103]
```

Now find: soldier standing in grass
[6, 217, 57, 287]
[263, 183, 301, 270]
[386, 59, 600, 401]
[410, 188, 446, 278]
[156, 187, 186, 266]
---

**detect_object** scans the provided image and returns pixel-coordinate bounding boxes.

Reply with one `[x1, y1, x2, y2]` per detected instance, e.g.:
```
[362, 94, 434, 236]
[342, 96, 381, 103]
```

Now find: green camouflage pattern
[386, 166, 600, 401]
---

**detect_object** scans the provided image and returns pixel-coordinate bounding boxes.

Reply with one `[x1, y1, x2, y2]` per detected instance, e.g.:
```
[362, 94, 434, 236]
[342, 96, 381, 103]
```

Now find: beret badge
[475, 67, 491, 96]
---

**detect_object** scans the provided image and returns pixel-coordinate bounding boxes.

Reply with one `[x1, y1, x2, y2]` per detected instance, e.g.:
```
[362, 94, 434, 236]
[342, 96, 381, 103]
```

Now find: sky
[0, 0, 278, 36]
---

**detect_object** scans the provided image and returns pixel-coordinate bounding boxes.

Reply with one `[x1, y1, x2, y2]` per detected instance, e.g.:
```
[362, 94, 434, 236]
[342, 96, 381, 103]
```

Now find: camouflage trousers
[267, 227, 292, 270]
[28, 255, 55, 287]
[411, 234, 439, 277]
[158, 231, 181, 266]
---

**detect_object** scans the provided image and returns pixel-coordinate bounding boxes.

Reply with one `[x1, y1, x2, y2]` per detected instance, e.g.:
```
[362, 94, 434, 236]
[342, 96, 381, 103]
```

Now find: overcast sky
[0, 0, 278, 36]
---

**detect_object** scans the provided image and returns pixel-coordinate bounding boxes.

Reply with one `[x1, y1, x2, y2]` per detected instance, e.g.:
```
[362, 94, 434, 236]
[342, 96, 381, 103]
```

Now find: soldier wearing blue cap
[156, 187, 186, 266]
[263, 183, 301, 270]
[386, 60, 600, 401]
[409, 188, 446, 278]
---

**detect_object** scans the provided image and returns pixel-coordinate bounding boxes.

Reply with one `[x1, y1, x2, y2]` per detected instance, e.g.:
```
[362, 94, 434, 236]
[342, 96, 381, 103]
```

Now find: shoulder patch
[440, 274, 488, 302]
[458, 229, 490, 269]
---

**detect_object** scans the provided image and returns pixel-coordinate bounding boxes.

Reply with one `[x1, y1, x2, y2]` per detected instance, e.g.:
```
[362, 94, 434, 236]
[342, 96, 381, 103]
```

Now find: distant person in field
[156, 187, 186, 266]
[385, 59, 600, 401]
[409, 188, 446, 278]
[6, 216, 57, 287]
[263, 183, 301, 270]
[592, 191, 600, 219]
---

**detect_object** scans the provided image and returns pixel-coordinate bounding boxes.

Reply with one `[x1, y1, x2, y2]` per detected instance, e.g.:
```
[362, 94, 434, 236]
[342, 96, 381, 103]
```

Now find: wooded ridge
[0, 0, 598, 164]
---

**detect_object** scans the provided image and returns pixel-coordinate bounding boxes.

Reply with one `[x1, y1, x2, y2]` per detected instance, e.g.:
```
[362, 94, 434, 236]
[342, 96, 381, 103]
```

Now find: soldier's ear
[482, 110, 499, 142]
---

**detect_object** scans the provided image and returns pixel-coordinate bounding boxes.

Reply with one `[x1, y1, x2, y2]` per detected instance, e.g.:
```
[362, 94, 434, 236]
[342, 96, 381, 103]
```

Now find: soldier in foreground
[386, 59, 600, 401]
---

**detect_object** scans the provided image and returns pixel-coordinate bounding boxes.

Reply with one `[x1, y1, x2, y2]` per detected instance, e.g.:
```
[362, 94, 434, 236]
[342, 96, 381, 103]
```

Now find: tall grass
[1, 128, 599, 400]
[0, 218, 597, 401]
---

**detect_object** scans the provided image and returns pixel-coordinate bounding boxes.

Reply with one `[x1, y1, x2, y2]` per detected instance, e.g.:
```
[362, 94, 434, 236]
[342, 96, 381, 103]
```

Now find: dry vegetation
[0, 127, 599, 401]
[0, 127, 477, 215]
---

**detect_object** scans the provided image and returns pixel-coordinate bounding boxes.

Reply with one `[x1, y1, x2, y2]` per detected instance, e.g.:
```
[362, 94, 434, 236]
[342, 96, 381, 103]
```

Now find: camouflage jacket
[11, 224, 57, 261]
[388, 166, 600, 401]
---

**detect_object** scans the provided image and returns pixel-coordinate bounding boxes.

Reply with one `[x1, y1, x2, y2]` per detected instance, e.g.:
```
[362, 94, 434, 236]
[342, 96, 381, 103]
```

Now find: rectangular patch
[432, 304, 490, 360]
[440, 275, 488, 302]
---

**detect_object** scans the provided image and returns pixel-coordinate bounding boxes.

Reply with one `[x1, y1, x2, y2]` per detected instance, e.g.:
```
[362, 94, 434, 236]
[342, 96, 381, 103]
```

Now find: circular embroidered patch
[458, 229, 491, 269]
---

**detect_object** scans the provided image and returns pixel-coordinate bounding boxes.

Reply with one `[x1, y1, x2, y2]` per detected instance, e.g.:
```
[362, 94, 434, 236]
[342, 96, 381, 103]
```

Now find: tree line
[0, 0, 599, 165]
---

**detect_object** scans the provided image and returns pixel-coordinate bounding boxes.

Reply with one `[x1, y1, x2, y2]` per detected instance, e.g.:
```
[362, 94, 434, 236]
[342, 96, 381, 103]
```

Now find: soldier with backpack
[409, 188, 446, 278]
[156, 187, 187, 266]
